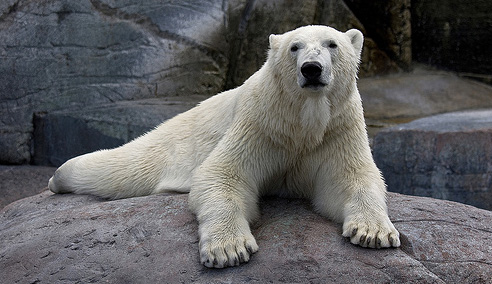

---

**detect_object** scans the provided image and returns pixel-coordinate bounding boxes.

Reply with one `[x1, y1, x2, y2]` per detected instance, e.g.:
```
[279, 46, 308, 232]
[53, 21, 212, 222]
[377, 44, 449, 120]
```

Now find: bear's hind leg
[48, 147, 159, 199]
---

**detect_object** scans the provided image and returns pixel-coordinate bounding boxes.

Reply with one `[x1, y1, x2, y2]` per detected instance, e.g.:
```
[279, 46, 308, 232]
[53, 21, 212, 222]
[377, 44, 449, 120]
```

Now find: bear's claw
[342, 216, 400, 249]
[200, 235, 258, 268]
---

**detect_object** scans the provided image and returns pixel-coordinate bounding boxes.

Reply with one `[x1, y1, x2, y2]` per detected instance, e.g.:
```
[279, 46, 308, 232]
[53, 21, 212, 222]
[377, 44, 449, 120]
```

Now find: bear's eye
[290, 45, 299, 52]
[329, 42, 337, 49]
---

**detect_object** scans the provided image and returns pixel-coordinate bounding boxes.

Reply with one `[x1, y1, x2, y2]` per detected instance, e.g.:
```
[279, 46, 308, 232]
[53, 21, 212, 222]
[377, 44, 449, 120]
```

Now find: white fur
[49, 25, 400, 268]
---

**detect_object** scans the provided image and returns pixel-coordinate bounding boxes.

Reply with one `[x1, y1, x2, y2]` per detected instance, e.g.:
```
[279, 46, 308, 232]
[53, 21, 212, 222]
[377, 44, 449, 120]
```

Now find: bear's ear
[345, 29, 364, 56]
[269, 34, 281, 50]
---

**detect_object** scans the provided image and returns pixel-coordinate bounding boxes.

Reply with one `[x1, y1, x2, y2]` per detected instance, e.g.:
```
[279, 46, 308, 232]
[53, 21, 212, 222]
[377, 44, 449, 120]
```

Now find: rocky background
[2, 0, 491, 166]
[1, 0, 409, 165]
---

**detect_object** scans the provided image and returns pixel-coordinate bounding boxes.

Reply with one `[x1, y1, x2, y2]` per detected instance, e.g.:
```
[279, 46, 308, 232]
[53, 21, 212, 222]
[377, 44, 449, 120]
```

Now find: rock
[360, 71, 492, 121]
[225, 0, 319, 88]
[32, 96, 208, 166]
[225, 0, 399, 87]
[0, 165, 56, 209]
[359, 70, 492, 139]
[1, 191, 491, 283]
[29, 69, 492, 167]
[317, 0, 401, 77]
[346, 0, 412, 69]
[0, 0, 231, 164]
[373, 109, 492, 210]
[358, 37, 400, 77]
[317, 0, 393, 78]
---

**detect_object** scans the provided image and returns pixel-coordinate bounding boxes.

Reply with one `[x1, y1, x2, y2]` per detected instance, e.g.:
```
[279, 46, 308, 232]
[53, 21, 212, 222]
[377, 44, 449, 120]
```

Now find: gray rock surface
[359, 70, 492, 139]
[373, 109, 492, 210]
[346, 0, 412, 69]
[226, 0, 400, 88]
[1, 191, 491, 283]
[360, 71, 492, 121]
[0, 165, 56, 209]
[0, 0, 232, 164]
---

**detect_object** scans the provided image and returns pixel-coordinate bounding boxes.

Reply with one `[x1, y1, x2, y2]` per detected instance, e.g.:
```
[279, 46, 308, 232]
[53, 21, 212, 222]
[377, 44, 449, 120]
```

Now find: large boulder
[373, 109, 492, 210]
[1, 191, 491, 283]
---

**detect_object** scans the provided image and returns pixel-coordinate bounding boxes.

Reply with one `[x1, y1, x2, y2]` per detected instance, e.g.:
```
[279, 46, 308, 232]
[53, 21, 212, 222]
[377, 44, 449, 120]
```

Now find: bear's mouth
[302, 80, 327, 89]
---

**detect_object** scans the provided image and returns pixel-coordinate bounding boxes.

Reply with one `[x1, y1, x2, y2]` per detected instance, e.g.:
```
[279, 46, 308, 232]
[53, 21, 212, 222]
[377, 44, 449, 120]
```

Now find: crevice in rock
[395, 221, 489, 283]
[88, 0, 227, 66]
[397, 231, 415, 258]
[396, 231, 442, 282]
[0, 0, 19, 21]
[224, 0, 256, 90]
[312, 0, 324, 25]
[398, 245, 446, 283]
[422, 259, 492, 266]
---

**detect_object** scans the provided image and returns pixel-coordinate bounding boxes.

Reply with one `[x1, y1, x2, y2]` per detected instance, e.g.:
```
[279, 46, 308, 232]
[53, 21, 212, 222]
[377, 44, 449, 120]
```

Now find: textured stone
[1, 191, 491, 283]
[33, 96, 207, 166]
[225, 0, 319, 88]
[360, 72, 492, 121]
[358, 37, 400, 77]
[0, 0, 231, 164]
[29, 69, 492, 167]
[373, 109, 492, 210]
[0, 165, 56, 209]
[317, 0, 400, 77]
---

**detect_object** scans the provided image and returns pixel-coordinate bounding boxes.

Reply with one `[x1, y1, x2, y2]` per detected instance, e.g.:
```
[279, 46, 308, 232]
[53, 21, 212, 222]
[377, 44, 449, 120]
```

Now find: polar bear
[49, 25, 400, 268]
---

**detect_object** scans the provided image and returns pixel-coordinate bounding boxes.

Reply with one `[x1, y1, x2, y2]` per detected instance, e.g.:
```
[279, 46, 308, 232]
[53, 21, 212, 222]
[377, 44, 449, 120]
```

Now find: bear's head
[268, 25, 363, 96]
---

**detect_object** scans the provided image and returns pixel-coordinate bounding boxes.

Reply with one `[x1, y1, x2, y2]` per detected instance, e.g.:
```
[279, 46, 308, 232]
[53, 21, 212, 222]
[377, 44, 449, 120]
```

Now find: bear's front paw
[199, 233, 259, 268]
[342, 215, 400, 248]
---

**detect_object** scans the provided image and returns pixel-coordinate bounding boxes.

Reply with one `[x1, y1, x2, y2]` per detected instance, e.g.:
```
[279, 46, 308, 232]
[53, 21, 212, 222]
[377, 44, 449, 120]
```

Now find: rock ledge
[374, 109, 492, 210]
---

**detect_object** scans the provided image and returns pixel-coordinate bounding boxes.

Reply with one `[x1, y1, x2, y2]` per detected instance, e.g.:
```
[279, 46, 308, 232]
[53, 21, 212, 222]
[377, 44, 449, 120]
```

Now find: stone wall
[0, 0, 232, 164]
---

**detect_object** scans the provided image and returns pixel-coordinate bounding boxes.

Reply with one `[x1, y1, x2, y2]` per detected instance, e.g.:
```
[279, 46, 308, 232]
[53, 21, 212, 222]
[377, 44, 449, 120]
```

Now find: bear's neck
[245, 67, 348, 151]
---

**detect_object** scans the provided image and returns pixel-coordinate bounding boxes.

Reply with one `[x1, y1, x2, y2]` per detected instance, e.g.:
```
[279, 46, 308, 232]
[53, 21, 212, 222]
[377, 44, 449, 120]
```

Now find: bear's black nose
[301, 62, 322, 80]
